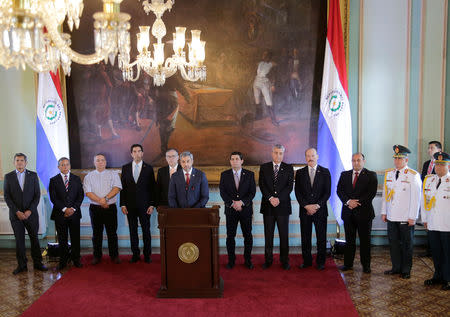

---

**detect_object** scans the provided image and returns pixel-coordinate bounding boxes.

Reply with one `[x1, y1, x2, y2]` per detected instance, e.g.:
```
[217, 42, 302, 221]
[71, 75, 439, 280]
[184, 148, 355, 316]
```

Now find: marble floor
[0, 247, 448, 317]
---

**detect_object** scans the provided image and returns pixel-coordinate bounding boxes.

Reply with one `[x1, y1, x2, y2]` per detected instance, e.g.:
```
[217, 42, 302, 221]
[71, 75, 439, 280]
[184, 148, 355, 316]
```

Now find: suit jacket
[156, 165, 182, 207]
[336, 168, 378, 221]
[49, 173, 84, 220]
[421, 160, 436, 181]
[294, 165, 331, 218]
[3, 170, 41, 221]
[120, 161, 157, 212]
[259, 162, 294, 216]
[219, 168, 256, 217]
[168, 167, 209, 208]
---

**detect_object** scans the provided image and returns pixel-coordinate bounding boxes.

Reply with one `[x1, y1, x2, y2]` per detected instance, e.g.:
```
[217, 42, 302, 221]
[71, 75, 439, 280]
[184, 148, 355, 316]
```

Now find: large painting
[66, 0, 327, 168]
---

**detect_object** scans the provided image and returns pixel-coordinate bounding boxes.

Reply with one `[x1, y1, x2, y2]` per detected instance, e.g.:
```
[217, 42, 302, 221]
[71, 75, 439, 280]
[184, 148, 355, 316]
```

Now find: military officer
[381, 145, 422, 279]
[422, 151, 450, 291]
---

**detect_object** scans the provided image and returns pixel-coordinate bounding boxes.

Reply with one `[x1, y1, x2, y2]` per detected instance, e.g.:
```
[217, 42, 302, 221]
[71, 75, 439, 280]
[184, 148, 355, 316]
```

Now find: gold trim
[178, 242, 199, 264]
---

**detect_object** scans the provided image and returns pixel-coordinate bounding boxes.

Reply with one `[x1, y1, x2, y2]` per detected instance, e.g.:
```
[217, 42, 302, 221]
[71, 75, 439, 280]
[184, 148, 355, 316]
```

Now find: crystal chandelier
[121, 0, 206, 86]
[0, 0, 131, 75]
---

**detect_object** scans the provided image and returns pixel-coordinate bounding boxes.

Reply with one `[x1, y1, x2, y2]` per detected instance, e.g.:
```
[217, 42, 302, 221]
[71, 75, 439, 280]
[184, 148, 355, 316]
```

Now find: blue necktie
[133, 164, 139, 183]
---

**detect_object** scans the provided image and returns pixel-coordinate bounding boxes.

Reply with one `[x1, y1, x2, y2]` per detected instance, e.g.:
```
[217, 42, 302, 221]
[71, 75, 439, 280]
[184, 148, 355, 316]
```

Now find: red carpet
[22, 255, 358, 317]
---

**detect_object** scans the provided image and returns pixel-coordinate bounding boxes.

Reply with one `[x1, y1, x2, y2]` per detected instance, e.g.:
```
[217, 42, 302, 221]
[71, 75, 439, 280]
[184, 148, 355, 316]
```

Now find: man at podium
[168, 151, 209, 208]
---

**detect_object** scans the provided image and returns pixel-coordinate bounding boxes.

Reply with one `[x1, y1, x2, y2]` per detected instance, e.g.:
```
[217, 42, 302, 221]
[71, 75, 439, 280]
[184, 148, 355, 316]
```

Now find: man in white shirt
[381, 145, 422, 279]
[83, 154, 122, 265]
[422, 151, 450, 291]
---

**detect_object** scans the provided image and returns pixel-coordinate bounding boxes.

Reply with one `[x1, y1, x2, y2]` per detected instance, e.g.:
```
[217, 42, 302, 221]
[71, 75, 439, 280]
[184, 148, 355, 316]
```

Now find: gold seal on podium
[178, 242, 199, 264]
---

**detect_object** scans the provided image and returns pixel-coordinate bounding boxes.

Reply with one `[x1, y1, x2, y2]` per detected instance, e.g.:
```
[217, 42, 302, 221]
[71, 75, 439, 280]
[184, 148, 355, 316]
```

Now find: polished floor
[0, 247, 448, 317]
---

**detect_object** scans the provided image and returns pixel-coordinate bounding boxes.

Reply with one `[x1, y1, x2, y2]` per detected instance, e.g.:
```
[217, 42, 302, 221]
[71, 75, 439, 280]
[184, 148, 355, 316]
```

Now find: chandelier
[121, 0, 206, 86]
[0, 0, 131, 75]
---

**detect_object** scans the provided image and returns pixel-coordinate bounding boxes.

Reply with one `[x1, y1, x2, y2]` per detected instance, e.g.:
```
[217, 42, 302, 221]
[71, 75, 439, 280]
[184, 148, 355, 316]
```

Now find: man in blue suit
[168, 151, 209, 208]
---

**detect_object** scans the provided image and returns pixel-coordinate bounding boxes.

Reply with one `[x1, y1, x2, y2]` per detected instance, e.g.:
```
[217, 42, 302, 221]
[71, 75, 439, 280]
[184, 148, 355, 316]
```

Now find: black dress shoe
[441, 282, 450, 290]
[144, 256, 152, 263]
[226, 262, 235, 269]
[91, 257, 101, 265]
[401, 273, 411, 279]
[384, 269, 400, 275]
[73, 261, 83, 268]
[12, 266, 27, 275]
[34, 263, 48, 271]
[112, 257, 121, 264]
[363, 267, 371, 274]
[282, 263, 291, 270]
[339, 265, 353, 271]
[316, 264, 325, 271]
[129, 255, 140, 263]
[298, 263, 312, 269]
[244, 261, 254, 270]
[424, 278, 443, 286]
[262, 262, 272, 269]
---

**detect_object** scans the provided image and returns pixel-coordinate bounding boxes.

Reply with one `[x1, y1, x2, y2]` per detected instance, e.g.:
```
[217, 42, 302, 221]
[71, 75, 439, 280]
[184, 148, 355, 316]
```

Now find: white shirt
[381, 166, 422, 221]
[421, 172, 450, 231]
[232, 168, 242, 179]
[255, 62, 273, 82]
[352, 169, 362, 183]
[83, 169, 122, 205]
[184, 168, 193, 182]
[132, 160, 143, 178]
[60, 172, 71, 212]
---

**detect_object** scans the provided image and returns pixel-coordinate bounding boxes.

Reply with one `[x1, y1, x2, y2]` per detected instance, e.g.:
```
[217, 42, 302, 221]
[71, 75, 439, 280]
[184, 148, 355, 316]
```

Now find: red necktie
[185, 173, 190, 185]
[427, 160, 434, 175]
[64, 174, 69, 191]
[352, 172, 359, 188]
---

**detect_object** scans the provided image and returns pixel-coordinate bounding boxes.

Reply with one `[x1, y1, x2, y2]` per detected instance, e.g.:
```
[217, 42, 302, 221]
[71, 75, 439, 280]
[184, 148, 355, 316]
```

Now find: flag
[317, 0, 352, 225]
[36, 71, 70, 194]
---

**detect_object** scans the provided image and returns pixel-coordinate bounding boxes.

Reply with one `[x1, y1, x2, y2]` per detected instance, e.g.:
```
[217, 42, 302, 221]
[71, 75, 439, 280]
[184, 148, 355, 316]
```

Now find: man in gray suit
[4, 153, 47, 274]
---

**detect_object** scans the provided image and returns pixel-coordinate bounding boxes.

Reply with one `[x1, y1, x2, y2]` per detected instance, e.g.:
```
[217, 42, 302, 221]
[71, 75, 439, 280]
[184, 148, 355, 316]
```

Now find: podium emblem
[178, 242, 200, 263]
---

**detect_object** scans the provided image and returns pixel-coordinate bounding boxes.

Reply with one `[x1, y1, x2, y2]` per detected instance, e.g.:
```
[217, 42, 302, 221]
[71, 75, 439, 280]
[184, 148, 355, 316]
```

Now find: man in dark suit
[220, 152, 256, 269]
[259, 144, 294, 270]
[337, 153, 378, 273]
[4, 153, 47, 274]
[295, 148, 331, 270]
[168, 151, 209, 208]
[49, 157, 85, 270]
[120, 144, 157, 263]
[420, 141, 442, 257]
[156, 148, 181, 207]
[421, 141, 442, 181]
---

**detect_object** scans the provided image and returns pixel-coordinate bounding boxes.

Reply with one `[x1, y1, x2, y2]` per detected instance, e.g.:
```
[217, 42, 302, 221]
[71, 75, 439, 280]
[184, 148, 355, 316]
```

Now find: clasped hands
[231, 200, 244, 211]
[304, 204, 320, 216]
[347, 199, 361, 209]
[15, 210, 32, 220]
[121, 206, 154, 215]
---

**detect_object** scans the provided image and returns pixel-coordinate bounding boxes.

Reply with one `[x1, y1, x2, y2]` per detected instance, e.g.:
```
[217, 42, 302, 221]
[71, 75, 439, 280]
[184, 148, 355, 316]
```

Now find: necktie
[309, 167, 315, 186]
[395, 170, 399, 180]
[169, 167, 176, 178]
[64, 174, 69, 191]
[352, 171, 359, 189]
[427, 160, 434, 175]
[185, 173, 190, 185]
[436, 178, 441, 189]
[274, 165, 279, 183]
[18, 172, 24, 191]
[133, 164, 139, 183]
[234, 172, 240, 190]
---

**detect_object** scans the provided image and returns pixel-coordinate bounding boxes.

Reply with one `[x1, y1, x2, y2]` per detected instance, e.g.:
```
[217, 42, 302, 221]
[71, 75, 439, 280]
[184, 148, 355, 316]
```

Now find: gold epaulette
[385, 168, 395, 174]
[407, 169, 417, 175]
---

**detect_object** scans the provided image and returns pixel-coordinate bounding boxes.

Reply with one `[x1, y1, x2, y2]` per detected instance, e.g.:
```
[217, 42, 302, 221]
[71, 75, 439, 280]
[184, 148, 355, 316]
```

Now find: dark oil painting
[66, 0, 326, 168]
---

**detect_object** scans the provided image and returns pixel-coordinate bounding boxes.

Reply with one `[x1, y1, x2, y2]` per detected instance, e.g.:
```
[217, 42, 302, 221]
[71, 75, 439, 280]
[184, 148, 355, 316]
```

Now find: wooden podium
[157, 206, 224, 298]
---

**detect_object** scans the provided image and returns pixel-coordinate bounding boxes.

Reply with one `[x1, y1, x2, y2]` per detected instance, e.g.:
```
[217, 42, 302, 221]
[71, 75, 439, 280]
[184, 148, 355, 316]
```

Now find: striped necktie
[274, 165, 279, 183]
[234, 171, 240, 190]
[64, 174, 69, 191]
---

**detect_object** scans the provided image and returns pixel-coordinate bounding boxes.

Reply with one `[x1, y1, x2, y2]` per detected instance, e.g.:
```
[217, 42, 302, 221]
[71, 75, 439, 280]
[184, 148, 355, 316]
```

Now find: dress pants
[428, 230, 450, 282]
[10, 212, 43, 268]
[387, 221, 414, 274]
[343, 212, 372, 269]
[300, 212, 327, 266]
[226, 212, 253, 263]
[126, 208, 151, 257]
[263, 214, 289, 265]
[55, 215, 81, 264]
[89, 204, 119, 259]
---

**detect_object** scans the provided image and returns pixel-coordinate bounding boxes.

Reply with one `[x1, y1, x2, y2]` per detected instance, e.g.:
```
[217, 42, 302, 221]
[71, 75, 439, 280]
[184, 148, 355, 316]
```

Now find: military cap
[433, 151, 450, 164]
[392, 144, 411, 158]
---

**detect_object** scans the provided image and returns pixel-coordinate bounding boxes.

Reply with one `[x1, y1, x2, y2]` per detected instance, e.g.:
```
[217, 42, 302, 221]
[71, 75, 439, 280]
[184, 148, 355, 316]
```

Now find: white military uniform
[253, 61, 274, 106]
[381, 166, 422, 221]
[422, 172, 450, 231]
